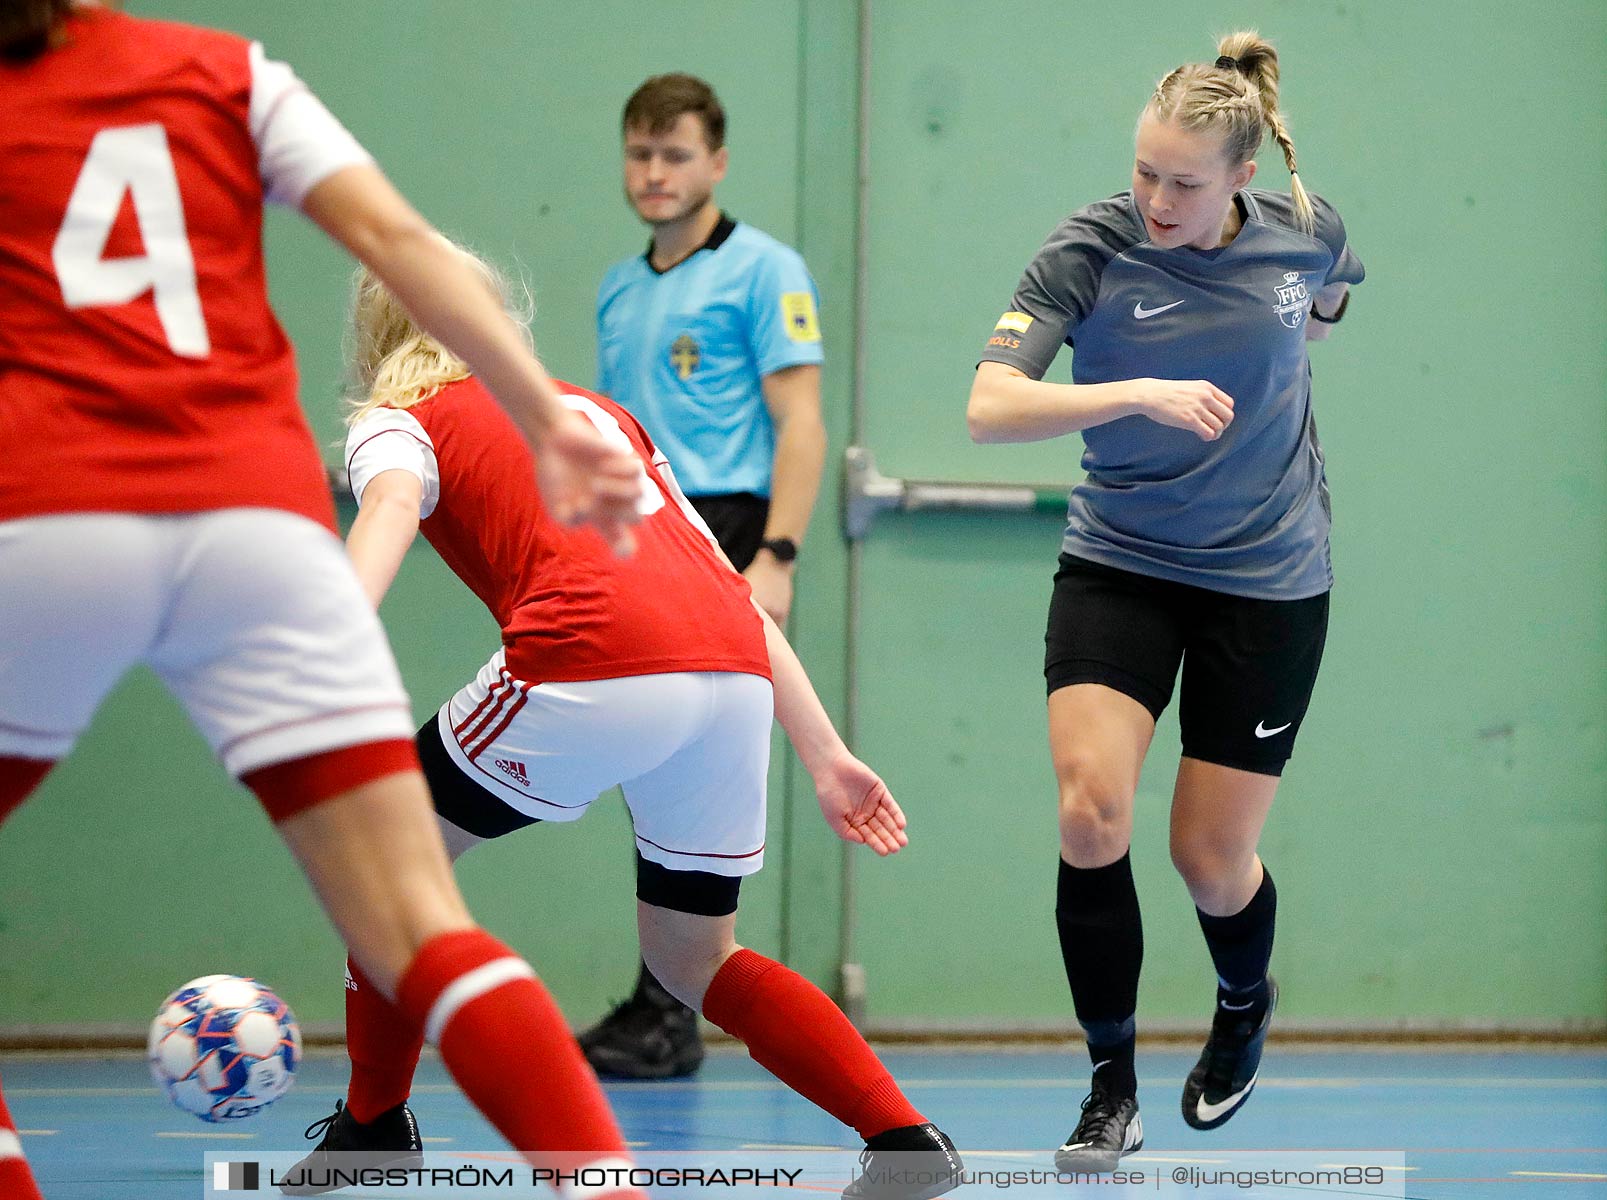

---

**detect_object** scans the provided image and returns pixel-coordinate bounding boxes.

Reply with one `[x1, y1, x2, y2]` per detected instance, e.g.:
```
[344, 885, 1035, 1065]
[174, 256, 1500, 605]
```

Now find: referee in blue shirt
[583, 73, 827, 1080]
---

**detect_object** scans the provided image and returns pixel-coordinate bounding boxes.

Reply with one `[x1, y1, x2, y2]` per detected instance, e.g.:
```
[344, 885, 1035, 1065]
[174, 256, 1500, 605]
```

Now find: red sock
[396, 928, 642, 1193]
[0, 1071, 45, 1200]
[1, 773, 51, 1200]
[701, 948, 925, 1140]
[344, 958, 426, 1124]
[0, 756, 54, 828]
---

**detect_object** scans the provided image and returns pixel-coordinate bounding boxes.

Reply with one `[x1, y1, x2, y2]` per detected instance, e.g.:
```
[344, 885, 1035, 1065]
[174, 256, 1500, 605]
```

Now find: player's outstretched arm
[968, 360, 1234, 444]
[301, 165, 639, 552]
[757, 603, 909, 856]
[345, 468, 424, 608]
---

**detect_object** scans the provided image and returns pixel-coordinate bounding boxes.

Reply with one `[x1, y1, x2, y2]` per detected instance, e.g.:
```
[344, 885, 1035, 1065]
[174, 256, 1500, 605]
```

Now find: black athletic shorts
[688, 492, 769, 571]
[1044, 553, 1329, 776]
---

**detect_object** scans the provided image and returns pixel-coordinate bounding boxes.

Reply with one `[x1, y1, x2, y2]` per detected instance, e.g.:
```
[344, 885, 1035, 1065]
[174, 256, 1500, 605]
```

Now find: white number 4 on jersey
[52, 123, 210, 358]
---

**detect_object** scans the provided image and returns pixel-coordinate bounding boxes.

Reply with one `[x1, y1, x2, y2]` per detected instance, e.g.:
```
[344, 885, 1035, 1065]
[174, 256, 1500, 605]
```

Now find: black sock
[1057, 855, 1142, 1098]
[1082, 1017, 1137, 1099]
[1195, 866, 1276, 1016]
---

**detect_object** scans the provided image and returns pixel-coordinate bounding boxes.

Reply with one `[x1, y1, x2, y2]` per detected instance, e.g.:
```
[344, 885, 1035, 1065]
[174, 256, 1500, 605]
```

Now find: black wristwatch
[1309, 291, 1350, 324]
[758, 536, 799, 563]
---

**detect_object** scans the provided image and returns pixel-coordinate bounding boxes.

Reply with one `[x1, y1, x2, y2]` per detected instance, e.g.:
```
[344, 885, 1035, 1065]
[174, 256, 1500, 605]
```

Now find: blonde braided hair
[1147, 30, 1314, 235]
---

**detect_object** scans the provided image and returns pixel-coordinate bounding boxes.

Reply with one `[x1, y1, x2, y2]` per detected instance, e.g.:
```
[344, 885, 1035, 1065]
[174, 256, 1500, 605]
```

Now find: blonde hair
[345, 239, 533, 426]
[1147, 30, 1314, 235]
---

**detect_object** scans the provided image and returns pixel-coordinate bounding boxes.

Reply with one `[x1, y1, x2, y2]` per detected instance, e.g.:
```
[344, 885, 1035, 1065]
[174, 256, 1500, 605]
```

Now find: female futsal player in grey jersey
[967, 31, 1363, 1171]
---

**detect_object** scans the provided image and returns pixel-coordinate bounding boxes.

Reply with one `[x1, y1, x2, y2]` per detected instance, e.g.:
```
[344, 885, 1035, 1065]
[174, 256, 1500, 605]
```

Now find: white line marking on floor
[16, 1130, 58, 1136]
[1317, 1163, 1417, 1171]
[11, 1074, 1603, 1099]
[154, 1131, 256, 1139]
[740, 1144, 850, 1151]
[1511, 1172, 1607, 1181]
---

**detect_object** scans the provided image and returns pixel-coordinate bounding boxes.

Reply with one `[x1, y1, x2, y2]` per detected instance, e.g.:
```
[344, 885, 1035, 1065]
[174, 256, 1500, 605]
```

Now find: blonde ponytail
[1147, 30, 1315, 235]
[345, 240, 534, 426]
[1215, 31, 1314, 234]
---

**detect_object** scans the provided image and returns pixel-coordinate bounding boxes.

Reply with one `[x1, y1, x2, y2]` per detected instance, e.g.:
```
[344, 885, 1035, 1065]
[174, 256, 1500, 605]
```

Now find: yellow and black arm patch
[781, 292, 821, 343]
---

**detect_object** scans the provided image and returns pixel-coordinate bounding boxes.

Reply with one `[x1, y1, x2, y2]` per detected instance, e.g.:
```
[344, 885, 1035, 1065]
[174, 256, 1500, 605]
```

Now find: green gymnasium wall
[0, 0, 1601, 1037]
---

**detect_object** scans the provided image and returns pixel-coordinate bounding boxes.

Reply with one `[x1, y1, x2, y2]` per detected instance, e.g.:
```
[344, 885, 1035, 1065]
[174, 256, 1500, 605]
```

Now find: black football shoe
[1181, 976, 1279, 1131]
[578, 976, 704, 1080]
[277, 1099, 423, 1196]
[1054, 1083, 1143, 1173]
[841, 1122, 964, 1200]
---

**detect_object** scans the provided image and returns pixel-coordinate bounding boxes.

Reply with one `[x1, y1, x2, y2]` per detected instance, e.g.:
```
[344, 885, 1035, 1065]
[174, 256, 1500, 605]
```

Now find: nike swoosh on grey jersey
[1132, 300, 1184, 319]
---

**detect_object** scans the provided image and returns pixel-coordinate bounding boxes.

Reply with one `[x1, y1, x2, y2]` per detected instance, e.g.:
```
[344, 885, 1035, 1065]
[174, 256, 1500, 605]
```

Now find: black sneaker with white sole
[1054, 1085, 1143, 1174]
[1180, 976, 1278, 1131]
[841, 1122, 964, 1200]
[277, 1100, 423, 1196]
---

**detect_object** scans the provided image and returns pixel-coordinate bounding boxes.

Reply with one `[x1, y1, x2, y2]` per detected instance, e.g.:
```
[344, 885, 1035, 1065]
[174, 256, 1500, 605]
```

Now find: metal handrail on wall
[841, 446, 1071, 541]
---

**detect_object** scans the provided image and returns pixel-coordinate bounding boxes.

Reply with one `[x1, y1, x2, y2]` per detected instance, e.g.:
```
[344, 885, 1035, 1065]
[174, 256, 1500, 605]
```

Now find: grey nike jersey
[982, 189, 1364, 599]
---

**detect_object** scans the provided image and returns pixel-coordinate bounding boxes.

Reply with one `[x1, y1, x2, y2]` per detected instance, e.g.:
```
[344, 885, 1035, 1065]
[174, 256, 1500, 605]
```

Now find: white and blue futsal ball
[147, 974, 302, 1122]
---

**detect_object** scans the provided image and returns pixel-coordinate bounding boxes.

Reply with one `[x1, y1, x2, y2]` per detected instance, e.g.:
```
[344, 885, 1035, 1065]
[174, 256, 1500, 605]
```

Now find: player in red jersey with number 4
[0, 4, 646, 1198]
[276, 253, 963, 1200]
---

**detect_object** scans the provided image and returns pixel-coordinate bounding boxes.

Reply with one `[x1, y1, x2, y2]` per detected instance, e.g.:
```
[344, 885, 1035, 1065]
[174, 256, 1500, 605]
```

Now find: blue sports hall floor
[6, 1044, 1604, 1199]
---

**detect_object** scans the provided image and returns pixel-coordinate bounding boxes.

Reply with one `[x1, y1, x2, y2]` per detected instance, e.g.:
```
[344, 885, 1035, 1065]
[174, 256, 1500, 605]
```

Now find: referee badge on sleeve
[781, 292, 821, 342]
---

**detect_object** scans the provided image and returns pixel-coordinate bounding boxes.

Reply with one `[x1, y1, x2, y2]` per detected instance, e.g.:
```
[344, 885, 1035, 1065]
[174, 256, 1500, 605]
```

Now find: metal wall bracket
[842, 445, 1069, 540]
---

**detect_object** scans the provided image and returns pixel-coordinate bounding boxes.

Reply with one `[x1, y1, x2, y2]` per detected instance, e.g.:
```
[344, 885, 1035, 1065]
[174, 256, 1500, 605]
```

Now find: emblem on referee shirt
[1272, 270, 1311, 329]
[781, 292, 821, 343]
[670, 333, 700, 379]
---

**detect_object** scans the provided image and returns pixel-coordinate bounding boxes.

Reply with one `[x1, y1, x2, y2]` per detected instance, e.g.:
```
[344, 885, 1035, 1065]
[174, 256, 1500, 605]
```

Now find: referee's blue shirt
[596, 214, 823, 498]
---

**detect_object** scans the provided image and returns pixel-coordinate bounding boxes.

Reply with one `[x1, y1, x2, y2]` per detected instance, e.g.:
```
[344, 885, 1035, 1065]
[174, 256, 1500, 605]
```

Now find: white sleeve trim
[248, 42, 374, 208]
[651, 449, 721, 550]
[345, 408, 440, 518]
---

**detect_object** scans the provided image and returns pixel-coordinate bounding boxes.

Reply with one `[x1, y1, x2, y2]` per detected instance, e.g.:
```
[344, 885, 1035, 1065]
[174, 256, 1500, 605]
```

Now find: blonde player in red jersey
[0, 4, 648, 1198]
[276, 253, 964, 1200]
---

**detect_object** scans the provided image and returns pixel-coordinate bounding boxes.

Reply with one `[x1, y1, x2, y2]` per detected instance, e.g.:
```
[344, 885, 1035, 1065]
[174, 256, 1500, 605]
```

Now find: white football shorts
[0, 510, 415, 775]
[437, 649, 773, 876]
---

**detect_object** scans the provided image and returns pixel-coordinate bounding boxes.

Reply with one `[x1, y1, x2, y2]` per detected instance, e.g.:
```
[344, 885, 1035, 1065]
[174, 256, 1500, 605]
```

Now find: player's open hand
[539, 409, 643, 554]
[814, 753, 908, 855]
[1132, 377, 1234, 441]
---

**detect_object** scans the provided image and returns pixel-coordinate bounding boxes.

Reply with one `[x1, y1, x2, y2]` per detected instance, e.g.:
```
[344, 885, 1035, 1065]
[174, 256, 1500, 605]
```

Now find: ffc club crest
[1272, 270, 1310, 329]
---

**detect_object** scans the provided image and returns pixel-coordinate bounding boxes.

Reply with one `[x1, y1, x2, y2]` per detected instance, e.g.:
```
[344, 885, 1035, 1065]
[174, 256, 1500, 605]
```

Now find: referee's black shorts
[688, 492, 768, 571]
[1044, 553, 1329, 776]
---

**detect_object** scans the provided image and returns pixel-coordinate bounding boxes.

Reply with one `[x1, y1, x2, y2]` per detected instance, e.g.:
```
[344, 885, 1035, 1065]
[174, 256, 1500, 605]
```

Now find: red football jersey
[345, 378, 770, 685]
[0, 9, 362, 527]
